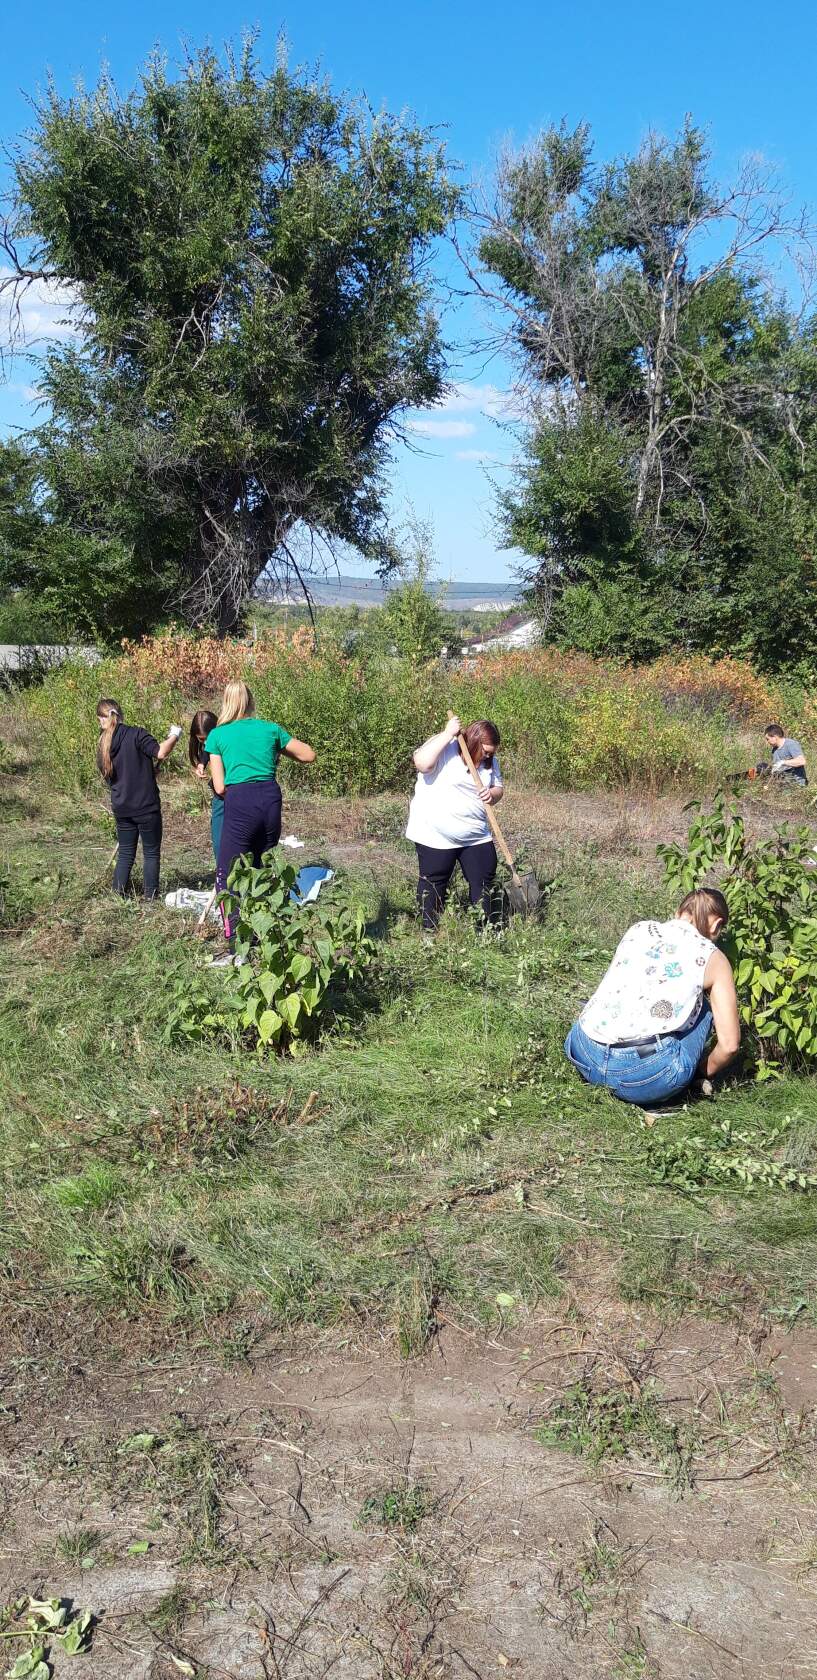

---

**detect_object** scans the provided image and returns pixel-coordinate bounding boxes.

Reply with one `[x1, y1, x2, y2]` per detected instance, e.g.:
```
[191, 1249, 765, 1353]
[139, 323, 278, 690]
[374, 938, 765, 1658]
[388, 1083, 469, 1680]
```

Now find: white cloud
[0, 268, 82, 351]
[406, 417, 477, 439]
[439, 381, 524, 421]
[440, 383, 511, 418]
[5, 381, 41, 403]
[455, 448, 499, 462]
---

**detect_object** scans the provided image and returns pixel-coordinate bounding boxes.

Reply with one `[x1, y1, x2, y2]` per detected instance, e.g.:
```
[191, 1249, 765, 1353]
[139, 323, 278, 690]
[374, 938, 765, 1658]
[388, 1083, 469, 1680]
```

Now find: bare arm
[282, 738, 316, 765]
[208, 753, 225, 795]
[413, 716, 461, 773]
[772, 753, 806, 772]
[479, 781, 504, 806]
[155, 730, 181, 764]
[701, 949, 741, 1078]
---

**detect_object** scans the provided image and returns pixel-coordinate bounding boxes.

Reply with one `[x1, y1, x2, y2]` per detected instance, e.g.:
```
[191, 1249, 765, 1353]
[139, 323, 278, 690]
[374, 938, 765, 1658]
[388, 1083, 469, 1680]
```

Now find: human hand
[445, 714, 462, 741]
[194, 762, 207, 779]
[479, 785, 500, 805]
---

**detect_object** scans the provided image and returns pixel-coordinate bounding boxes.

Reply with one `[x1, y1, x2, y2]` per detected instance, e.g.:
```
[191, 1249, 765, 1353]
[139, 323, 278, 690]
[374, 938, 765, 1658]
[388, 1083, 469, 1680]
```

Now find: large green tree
[473, 122, 817, 667]
[1, 43, 457, 637]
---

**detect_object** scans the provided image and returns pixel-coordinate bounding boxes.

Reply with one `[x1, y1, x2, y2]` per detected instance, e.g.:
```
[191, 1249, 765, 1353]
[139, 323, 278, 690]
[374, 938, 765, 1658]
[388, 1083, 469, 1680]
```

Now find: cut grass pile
[1, 729, 817, 1347]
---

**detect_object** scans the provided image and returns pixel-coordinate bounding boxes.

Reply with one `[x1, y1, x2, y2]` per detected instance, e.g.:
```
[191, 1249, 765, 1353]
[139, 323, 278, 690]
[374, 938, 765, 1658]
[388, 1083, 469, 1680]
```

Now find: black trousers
[216, 779, 283, 939]
[415, 840, 497, 930]
[113, 810, 163, 900]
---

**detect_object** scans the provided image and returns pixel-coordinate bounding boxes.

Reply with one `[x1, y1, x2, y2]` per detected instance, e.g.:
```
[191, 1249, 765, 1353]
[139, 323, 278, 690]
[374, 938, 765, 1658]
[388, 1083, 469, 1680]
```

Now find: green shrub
[0, 589, 70, 645]
[19, 641, 804, 798]
[166, 852, 373, 1054]
[658, 794, 817, 1075]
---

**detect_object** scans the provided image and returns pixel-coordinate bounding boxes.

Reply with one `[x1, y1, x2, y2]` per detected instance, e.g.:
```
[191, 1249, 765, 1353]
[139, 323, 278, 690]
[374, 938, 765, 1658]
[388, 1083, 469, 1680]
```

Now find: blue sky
[2, 0, 817, 582]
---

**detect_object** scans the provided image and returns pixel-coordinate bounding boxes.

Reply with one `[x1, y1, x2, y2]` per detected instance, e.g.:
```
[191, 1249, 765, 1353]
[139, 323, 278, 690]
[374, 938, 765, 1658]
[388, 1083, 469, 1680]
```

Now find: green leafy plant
[658, 793, 817, 1074]
[642, 1111, 817, 1193]
[0, 1596, 92, 1675]
[356, 1482, 434, 1531]
[536, 1377, 695, 1492]
[167, 852, 373, 1055]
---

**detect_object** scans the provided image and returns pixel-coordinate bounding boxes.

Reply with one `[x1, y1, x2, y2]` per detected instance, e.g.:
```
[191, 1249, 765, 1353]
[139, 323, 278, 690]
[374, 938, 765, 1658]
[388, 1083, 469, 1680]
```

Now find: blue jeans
[564, 1004, 713, 1106]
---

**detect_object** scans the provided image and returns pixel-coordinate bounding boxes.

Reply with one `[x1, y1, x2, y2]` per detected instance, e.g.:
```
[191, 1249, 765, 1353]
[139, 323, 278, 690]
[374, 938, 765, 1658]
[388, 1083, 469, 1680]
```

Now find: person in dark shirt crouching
[96, 698, 182, 898]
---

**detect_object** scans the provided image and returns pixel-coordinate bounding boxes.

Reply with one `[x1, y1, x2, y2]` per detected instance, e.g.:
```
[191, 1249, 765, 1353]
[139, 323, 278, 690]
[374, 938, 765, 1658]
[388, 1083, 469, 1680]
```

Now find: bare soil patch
[282, 783, 816, 886]
[1, 1292, 815, 1679]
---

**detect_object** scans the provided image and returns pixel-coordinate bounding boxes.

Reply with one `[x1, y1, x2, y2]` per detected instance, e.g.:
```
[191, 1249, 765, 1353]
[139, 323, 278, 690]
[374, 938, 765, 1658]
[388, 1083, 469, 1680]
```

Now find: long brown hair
[462, 719, 500, 767]
[96, 698, 123, 779]
[189, 708, 218, 767]
[677, 887, 729, 936]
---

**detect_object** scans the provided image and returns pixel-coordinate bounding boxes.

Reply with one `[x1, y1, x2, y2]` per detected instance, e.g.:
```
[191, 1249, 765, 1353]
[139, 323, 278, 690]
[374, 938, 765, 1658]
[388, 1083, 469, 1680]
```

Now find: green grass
[55, 1527, 101, 1567]
[1, 730, 816, 1348]
[535, 1378, 697, 1492]
[357, 1481, 435, 1532]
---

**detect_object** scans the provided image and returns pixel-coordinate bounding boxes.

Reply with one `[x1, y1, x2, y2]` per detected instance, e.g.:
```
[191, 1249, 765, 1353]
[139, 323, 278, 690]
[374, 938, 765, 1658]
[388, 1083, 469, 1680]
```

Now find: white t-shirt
[406, 740, 503, 849]
[580, 918, 716, 1046]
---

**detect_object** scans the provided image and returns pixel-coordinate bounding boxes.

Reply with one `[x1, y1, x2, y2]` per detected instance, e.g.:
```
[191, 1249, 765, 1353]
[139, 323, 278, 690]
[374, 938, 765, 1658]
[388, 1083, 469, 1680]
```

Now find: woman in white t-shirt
[407, 715, 503, 929]
[565, 888, 740, 1106]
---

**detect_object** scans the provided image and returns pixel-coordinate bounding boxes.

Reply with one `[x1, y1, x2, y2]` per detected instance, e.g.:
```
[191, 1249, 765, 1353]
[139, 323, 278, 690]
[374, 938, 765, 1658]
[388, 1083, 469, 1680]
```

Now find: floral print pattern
[580, 918, 716, 1047]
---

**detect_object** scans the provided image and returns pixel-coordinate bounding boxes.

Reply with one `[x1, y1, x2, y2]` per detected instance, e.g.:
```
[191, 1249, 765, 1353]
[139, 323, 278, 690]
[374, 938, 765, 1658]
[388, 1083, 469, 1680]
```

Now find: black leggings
[114, 811, 163, 899]
[216, 779, 283, 939]
[415, 841, 497, 930]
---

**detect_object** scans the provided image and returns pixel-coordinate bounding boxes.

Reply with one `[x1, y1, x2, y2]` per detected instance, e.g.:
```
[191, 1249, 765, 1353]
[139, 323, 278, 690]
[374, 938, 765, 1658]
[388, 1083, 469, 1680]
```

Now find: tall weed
[659, 794, 817, 1074]
[21, 636, 805, 798]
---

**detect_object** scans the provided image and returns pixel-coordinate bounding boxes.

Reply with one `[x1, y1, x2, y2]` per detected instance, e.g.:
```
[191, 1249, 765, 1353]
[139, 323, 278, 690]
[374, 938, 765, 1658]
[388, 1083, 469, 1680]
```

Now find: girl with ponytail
[204, 681, 316, 951]
[188, 708, 224, 862]
[96, 699, 182, 899]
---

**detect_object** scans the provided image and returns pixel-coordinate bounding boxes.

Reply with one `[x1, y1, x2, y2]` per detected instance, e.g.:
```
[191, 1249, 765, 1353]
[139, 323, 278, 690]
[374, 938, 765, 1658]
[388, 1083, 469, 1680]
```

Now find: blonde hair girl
[203, 681, 316, 952]
[217, 680, 255, 726]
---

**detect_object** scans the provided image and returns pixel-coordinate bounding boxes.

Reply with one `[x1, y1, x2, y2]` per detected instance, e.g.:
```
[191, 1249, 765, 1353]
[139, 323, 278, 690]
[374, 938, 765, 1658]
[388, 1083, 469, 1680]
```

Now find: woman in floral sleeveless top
[565, 888, 740, 1108]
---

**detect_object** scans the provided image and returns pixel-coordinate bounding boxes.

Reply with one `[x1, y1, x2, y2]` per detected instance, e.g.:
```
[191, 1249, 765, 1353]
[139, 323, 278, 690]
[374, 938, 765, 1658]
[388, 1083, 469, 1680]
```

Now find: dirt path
[3, 763, 817, 1677]
[2, 1297, 816, 1679]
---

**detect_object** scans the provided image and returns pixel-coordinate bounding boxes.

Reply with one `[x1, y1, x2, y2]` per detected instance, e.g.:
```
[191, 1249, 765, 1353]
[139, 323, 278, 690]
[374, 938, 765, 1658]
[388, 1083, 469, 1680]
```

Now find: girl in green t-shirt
[205, 681, 315, 945]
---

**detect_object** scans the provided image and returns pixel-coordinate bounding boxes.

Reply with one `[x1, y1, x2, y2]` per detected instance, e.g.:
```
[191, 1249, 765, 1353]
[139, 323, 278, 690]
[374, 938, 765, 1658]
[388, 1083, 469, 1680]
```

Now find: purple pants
[216, 778, 282, 938]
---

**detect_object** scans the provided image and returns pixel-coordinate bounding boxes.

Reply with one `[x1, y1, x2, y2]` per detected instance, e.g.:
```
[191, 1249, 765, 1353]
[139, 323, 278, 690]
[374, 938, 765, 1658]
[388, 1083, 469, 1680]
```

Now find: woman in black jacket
[96, 698, 181, 898]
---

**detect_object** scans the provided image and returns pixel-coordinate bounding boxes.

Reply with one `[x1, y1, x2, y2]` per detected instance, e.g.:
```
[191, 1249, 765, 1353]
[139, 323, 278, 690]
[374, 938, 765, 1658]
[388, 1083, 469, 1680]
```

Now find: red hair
[462, 719, 500, 765]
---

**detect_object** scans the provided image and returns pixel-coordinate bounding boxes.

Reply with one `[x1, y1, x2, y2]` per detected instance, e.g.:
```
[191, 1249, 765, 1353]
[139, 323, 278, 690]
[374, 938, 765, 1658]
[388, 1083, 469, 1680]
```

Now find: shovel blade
[506, 874, 542, 916]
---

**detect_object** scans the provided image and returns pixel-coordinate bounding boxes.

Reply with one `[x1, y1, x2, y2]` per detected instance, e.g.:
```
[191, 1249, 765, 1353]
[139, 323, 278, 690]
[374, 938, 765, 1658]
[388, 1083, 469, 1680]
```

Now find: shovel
[452, 719, 542, 916]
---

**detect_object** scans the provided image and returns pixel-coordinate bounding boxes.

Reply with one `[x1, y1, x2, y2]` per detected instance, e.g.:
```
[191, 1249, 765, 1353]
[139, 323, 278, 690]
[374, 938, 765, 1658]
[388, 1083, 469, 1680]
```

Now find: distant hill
[262, 573, 520, 612]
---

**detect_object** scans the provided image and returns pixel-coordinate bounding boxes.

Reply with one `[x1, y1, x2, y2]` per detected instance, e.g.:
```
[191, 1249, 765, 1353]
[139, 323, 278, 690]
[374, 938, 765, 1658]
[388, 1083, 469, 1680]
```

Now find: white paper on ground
[281, 835, 305, 849]
[165, 889, 219, 919]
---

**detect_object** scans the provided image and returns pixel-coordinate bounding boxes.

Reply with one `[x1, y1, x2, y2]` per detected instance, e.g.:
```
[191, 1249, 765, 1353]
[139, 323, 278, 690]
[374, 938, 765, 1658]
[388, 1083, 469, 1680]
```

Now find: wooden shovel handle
[448, 713, 517, 875]
[195, 885, 218, 931]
